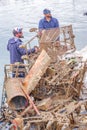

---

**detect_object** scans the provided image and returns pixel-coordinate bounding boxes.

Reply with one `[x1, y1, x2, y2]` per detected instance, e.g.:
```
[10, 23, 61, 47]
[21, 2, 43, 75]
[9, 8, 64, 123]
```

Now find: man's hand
[37, 31, 42, 38]
[34, 46, 40, 53]
[37, 29, 45, 38]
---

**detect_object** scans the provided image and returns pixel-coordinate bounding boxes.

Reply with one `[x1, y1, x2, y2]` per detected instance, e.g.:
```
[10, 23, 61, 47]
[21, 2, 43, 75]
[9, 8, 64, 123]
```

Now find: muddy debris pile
[1, 25, 87, 130]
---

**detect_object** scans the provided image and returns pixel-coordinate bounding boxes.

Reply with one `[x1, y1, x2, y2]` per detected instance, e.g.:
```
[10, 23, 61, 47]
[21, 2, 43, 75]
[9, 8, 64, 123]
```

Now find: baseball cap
[43, 9, 51, 14]
[13, 27, 23, 35]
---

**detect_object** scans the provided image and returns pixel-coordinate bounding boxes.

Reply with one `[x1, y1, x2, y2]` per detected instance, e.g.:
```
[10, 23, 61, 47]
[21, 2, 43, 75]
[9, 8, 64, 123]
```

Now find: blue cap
[43, 9, 51, 14]
[13, 27, 23, 35]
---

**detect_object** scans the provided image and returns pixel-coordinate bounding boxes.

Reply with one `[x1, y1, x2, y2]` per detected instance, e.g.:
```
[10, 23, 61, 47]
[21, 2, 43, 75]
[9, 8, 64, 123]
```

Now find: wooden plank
[23, 50, 51, 93]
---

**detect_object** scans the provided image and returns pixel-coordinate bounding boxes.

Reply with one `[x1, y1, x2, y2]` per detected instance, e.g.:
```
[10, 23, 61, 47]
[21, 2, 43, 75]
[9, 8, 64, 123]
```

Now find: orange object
[20, 86, 40, 115]
[12, 117, 23, 130]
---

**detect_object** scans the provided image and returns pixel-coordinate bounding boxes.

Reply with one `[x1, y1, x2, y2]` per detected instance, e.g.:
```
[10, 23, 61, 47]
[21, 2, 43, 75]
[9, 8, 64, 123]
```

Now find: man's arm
[38, 19, 44, 29]
[7, 43, 9, 51]
[55, 18, 59, 28]
[7, 39, 12, 51]
[16, 42, 35, 55]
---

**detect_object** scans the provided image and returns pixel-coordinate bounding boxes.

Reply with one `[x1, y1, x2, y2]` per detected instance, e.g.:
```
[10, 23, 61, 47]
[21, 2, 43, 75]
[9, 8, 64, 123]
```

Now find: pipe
[5, 78, 28, 110]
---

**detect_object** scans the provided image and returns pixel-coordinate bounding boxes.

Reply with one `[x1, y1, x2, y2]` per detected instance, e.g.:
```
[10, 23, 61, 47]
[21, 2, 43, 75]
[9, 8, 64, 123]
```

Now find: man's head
[13, 27, 24, 38]
[43, 9, 51, 18]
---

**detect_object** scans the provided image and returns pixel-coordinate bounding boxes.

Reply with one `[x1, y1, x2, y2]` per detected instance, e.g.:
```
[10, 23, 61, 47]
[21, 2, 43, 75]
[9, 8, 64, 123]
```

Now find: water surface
[0, 0, 87, 104]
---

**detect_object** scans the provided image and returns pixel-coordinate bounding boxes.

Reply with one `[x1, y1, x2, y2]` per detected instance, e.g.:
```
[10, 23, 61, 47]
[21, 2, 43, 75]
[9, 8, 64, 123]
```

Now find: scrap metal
[0, 25, 87, 130]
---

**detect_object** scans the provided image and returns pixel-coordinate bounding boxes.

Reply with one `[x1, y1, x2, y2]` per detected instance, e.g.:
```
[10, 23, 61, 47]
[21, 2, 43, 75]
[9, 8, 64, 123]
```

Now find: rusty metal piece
[39, 28, 60, 43]
[39, 25, 75, 62]
[2, 25, 87, 130]
[12, 117, 24, 130]
[23, 123, 30, 130]
[20, 86, 40, 115]
[5, 78, 28, 109]
[45, 120, 55, 130]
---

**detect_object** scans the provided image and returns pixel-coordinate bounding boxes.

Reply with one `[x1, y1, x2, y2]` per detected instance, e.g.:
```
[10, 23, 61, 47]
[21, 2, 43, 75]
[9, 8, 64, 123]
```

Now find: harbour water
[0, 0, 87, 104]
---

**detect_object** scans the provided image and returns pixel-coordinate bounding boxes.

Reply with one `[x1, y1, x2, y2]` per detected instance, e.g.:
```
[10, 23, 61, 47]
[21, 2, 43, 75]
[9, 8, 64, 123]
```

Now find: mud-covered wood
[23, 50, 51, 93]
